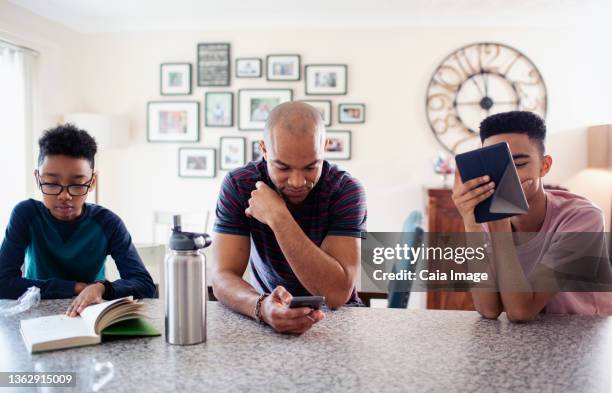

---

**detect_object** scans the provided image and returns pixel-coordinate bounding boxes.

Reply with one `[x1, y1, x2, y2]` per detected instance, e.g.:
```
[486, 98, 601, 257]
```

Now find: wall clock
[426, 42, 547, 154]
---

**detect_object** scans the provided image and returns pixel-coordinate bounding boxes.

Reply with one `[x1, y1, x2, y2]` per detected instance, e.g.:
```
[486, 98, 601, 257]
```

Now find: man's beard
[279, 182, 315, 205]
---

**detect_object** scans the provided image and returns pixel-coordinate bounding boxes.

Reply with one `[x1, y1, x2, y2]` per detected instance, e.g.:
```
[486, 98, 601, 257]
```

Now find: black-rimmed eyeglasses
[35, 171, 95, 196]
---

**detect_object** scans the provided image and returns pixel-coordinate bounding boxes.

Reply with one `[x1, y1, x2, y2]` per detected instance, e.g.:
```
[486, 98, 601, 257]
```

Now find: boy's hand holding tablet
[453, 142, 529, 227]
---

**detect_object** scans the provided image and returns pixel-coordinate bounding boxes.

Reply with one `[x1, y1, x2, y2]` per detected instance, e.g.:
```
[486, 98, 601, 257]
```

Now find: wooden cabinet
[426, 188, 475, 311]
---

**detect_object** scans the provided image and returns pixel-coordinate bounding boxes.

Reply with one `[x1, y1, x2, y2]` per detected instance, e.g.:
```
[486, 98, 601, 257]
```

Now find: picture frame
[220, 137, 246, 170]
[325, 130, 351, 160]
[178, 148, 216, 178]
[299, 100, 332, 126]
[266, 54, 301, 81]
[236, 58, 262, 78]
[147, 101, 200, 143]
[251, 140, 263, 161]
[160, 63, 192, 95]
[305, 64, 347, 95]
[197, 43, 230, 86]
[238, 89, 293, 130]
[205, 92, 233, 127]
[338, 103, 365, 124]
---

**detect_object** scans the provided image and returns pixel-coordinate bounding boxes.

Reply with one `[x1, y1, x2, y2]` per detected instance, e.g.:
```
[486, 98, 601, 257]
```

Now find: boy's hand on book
[74, 282, 88, 295]
[66, 283, 105, 317]
[452, 173, 495, 227]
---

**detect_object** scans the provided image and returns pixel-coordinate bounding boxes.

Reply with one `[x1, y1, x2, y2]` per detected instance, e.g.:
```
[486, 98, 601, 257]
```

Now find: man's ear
[540, 155, 552, 177]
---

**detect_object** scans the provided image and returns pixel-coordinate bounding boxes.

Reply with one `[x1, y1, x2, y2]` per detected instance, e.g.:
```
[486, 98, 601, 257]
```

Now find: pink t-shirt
[514, 190, 612, 316]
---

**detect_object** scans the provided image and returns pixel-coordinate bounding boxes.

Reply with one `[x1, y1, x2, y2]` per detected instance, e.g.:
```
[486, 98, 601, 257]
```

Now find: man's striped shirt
[213, 159, 367, 304]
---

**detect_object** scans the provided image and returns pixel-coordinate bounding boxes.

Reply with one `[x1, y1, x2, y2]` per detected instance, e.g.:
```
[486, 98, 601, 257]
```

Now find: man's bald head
[263, 102, 326, 150]
[260, 102, 327, 205]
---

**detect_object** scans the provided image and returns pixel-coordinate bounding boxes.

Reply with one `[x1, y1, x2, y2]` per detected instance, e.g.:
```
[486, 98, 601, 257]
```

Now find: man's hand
[452, 172, 495, 228]
[245, 181, 289, 226]
[66, 283, 105, 317]
[260, 286, 325, 334]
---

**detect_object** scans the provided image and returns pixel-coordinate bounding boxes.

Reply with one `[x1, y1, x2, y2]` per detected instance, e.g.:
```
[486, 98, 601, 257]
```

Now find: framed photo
[266, 54, 301, 81]
[238, 89, 293, 130]
[205, 92, 233, 127]
[325, 130, 351, 160]
[251, 140, 263, 161]
[179, 148, 216, 178]
[197, 43, 230, 86]
[160, 63, 192, 95]
[236, 58, 262, 78]
[338, 103, 365, 124]
[147, 101, 199, 142]
[299, 100, 332, 126]
[220, 137, 246, 170]
[305, 64, 347, 95]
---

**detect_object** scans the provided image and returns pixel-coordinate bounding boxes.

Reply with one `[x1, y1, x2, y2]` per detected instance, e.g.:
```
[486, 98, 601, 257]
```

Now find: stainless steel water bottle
[165, 215, 212, 345]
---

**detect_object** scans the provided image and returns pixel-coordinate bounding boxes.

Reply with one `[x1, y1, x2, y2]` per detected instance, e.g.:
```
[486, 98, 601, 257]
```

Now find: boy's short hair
[38, 124, 98, 168]
[479, 111, 546, 154]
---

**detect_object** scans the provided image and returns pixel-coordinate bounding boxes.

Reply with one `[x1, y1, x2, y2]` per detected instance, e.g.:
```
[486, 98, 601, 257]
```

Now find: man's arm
[212, 232, 324, 334]
[268, 213, 359, 309]
[245, 181, 363, 309]
[211, 233, 260, 317]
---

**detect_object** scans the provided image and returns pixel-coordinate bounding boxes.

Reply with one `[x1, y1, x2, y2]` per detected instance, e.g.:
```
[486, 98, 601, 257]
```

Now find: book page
[80, 297, 132, 331]
[20, 314, 96, 346]
[96, 304, 145, 333]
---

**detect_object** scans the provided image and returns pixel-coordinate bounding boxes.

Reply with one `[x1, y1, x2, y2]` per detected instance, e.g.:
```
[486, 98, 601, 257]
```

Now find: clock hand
[469, 77, 484, 97]
[455, 101, 482, 106]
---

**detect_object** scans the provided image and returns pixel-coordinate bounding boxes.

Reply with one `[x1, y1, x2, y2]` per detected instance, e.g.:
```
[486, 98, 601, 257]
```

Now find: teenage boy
[453, 111, 611, 321]
[0, 124, 156, 316]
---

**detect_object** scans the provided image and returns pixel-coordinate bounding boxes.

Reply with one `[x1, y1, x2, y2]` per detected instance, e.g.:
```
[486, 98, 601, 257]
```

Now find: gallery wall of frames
[150, 44, 366, 178]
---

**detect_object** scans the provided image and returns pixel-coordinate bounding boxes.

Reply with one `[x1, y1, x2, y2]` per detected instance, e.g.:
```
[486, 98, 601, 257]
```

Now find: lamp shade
[587, 125, 612, 170]
[63, 113, 130, 149]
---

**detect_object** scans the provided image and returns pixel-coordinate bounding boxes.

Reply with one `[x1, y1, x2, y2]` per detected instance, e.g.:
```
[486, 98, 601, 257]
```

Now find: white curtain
[0, 42, 34, 240]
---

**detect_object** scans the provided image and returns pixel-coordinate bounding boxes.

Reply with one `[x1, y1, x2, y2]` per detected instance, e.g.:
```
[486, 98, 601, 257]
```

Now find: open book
[20, 297, 160, 353]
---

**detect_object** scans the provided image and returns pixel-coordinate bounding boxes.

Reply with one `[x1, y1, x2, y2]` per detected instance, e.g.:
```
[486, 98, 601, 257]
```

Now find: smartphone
[289, 296, 325, 309]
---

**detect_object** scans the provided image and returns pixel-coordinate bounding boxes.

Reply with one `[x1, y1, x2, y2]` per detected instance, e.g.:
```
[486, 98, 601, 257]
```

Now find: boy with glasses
[0, 124, 155, 316]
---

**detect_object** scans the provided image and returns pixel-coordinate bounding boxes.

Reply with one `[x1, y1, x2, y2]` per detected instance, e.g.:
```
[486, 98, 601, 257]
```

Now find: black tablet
[455, 142, 529, 223]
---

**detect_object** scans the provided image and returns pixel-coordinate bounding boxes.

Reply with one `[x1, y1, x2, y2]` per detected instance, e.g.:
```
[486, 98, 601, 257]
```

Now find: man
[0, 124, 156, 316]
[212, 102, 367, 334]
[452, 111, 611, 321]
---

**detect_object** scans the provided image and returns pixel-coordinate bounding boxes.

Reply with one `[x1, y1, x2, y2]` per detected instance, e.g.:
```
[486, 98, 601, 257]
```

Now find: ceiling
[9, 0, 612, 32]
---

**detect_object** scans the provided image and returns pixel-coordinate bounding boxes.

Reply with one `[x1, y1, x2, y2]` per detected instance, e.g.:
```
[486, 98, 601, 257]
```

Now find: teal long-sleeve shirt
[0, 199, 156, 299]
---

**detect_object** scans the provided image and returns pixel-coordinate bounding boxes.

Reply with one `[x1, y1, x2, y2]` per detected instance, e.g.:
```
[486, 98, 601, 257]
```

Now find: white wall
[1, 1, 611, 240]
[0, 0, 82, 199]
[71, 27, 611, 241]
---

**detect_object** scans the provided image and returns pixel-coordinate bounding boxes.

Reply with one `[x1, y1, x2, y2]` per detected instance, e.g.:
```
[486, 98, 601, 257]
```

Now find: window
[0, 41, 34, 240]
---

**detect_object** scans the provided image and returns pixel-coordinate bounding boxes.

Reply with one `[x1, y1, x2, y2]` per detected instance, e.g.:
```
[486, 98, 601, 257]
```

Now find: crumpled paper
[0, 286, 40, 316]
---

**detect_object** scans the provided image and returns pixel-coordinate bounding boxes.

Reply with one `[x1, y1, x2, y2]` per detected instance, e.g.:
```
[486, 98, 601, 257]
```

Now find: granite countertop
[1, 299, 611, 393]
